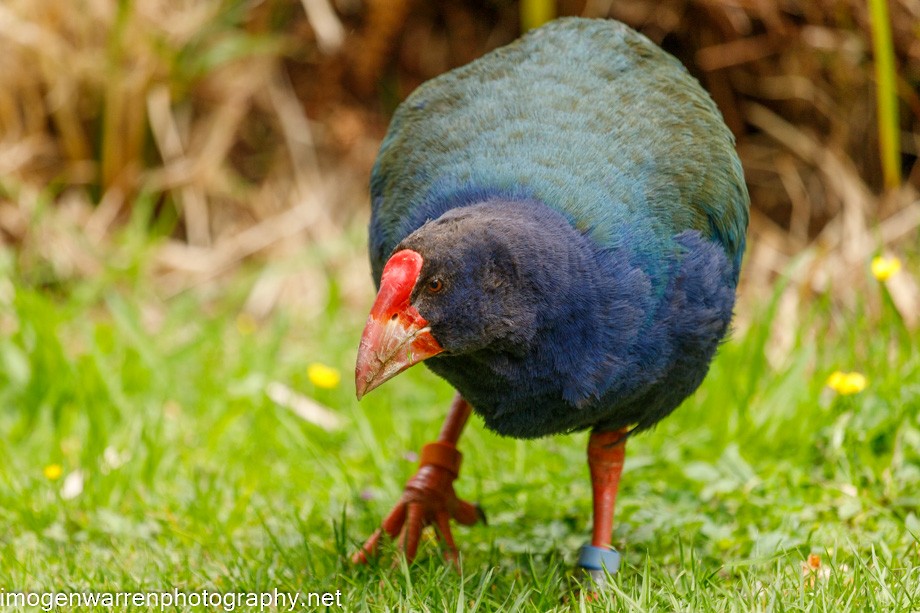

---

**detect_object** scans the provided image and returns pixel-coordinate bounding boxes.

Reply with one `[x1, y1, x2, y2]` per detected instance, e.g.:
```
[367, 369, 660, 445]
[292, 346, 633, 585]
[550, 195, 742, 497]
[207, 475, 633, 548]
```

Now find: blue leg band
[576, 544, 621, 574]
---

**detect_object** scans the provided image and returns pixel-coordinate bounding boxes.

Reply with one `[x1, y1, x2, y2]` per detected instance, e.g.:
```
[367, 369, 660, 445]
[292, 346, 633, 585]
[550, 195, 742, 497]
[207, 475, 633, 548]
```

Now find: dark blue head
[355, 199, 610, 398]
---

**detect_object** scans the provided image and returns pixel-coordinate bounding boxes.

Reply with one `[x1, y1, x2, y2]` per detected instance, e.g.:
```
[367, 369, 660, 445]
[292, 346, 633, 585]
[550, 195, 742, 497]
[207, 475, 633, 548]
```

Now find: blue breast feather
[421, 205, 740, 437]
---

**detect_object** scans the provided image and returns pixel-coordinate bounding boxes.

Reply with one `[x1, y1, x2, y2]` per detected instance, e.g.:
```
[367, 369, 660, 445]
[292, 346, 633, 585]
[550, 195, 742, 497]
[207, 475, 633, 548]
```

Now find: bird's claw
[352, 441, 482, 565]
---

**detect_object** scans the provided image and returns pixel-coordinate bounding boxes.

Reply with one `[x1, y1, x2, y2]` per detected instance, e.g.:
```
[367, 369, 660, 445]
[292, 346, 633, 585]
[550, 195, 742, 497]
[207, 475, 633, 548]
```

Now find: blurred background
[1, 0, 918, 326]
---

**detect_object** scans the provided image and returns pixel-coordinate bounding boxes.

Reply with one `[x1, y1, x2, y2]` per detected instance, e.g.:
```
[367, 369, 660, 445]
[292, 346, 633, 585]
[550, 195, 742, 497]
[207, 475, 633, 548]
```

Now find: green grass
[1, 228, 918, 612]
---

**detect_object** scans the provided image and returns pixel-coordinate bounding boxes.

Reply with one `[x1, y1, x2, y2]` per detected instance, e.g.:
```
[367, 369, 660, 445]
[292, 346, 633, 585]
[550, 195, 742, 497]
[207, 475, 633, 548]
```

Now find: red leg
[588, 428, 629, 547]
[575, 428, 629, 587]
[436, 394, 472, 444]
[353, 395, 484, 565]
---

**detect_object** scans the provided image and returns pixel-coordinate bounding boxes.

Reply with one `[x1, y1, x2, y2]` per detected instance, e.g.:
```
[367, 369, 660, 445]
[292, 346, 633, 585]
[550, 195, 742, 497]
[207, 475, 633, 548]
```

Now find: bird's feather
[366, 18, 750, 437]
[369, 18, 748, 284]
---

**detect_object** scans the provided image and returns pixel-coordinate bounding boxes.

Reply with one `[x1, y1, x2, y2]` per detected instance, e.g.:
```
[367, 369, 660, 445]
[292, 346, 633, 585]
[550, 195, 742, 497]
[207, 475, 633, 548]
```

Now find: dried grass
[0, 0, 918, 338]
[0, 0, 368, 311]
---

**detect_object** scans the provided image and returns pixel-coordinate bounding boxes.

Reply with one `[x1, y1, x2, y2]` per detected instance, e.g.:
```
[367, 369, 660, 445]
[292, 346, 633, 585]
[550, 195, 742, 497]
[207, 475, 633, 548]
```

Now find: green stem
[520, 0, 555, 32]
[868, 0, 901, 189]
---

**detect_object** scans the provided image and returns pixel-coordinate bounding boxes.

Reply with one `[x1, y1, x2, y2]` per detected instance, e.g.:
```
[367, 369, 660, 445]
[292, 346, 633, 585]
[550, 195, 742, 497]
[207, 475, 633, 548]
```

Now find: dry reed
[0, 0, 917, 337]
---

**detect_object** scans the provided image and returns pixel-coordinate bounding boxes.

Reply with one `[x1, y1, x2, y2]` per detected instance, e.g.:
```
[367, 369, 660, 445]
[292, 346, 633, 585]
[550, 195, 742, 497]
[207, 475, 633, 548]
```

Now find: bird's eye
[427, 278, 444, 293]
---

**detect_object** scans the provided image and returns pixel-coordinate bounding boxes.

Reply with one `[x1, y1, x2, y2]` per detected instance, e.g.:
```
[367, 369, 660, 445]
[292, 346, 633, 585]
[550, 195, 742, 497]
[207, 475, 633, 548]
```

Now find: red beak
[355, 249, 444, 399]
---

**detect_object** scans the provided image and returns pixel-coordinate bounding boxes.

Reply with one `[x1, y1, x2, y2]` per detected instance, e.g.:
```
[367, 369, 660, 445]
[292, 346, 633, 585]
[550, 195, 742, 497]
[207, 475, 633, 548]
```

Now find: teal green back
[369, 18, 749, 282]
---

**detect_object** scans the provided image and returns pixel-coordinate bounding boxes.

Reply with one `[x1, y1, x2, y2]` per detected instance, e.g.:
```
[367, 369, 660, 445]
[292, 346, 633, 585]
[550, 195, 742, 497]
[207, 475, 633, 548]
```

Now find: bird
[351, 17, 749, 580]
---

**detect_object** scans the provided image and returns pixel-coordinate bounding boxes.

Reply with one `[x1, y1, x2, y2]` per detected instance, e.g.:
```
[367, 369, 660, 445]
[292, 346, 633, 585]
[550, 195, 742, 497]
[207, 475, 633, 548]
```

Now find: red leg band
[419, 442, 462, 477]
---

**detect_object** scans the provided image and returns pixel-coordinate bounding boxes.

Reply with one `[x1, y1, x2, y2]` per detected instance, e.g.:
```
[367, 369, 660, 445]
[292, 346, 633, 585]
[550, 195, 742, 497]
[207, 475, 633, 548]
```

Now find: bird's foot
[352, 441, 485, 565]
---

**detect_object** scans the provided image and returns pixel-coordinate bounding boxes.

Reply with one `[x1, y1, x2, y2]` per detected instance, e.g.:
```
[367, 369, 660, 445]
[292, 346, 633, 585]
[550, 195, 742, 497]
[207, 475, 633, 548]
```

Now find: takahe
[353, 17, 749, 578]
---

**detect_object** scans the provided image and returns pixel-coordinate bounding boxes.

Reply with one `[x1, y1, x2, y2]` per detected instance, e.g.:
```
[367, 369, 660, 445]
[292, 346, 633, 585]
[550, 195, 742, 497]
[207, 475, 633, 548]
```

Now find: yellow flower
[826, 371, 867, 395]
[43, 464, 63, 480]
[871, 256, 902, 281]
[236, 313, 258, 336]
[308, 362, 341, 389]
